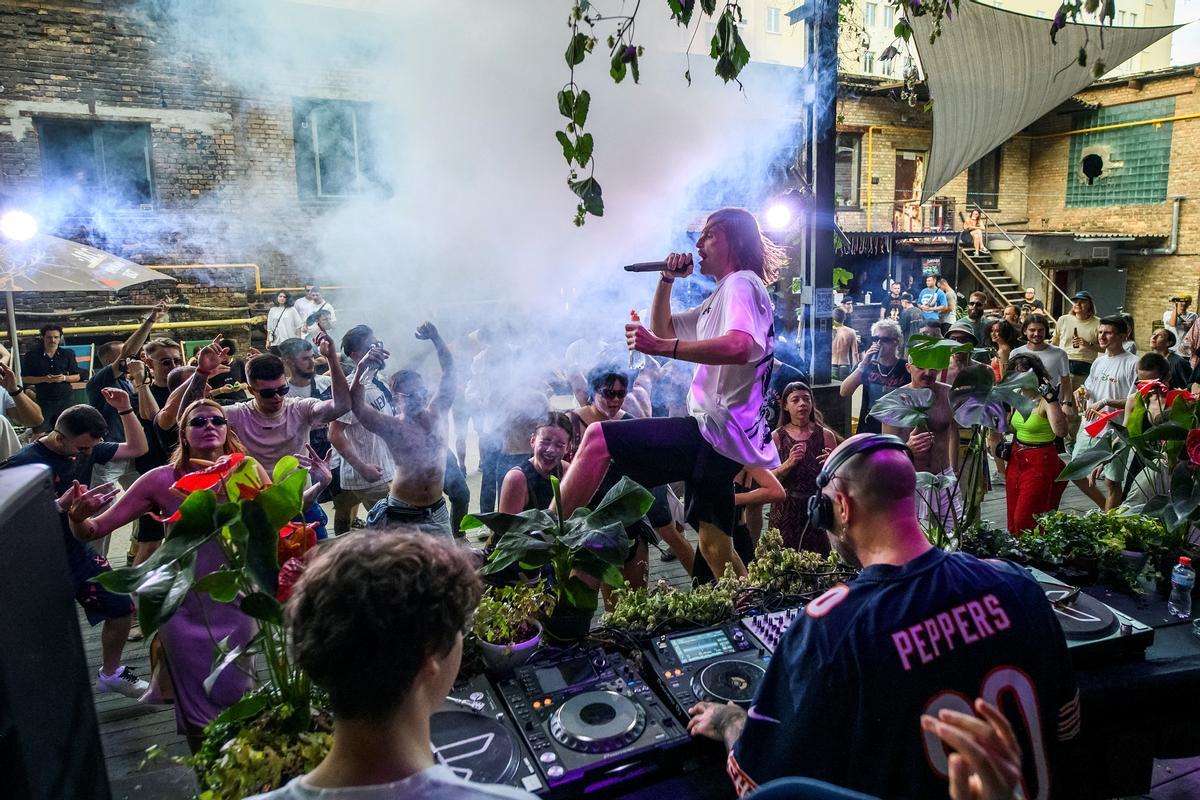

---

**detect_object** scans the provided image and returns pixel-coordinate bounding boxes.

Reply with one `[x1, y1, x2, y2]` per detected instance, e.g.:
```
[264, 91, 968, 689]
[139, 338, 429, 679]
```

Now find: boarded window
[293, 98, 382, 200]
[967, 147, 1001, 209]
[37, 119, 153, 209]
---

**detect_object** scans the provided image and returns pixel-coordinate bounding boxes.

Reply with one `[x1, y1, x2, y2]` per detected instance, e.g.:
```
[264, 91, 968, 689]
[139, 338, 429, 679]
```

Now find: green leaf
[585, 476, 654, 529]
[574, 133, 593, 168]
[254, 470, 306, 531]
[1127, 395, 1148, 437]
[950, 367, 1036, 431]
[569, 177, 604, 217]
[219, 690, 269, 722]
[610, 50, 627, 83]
[192, 568, 241, 603]
[630, 53, 640, 84]
[711, 10, 750, 84]
[565, 32, 593, 67]
[555, 130, 575, 163]
[463, 509, 557, 538]
[135, 551, 197, 639]
[557, 88, 575, 119]
[1057, 437, 1116, 482]
[240, 591, 283, 624]
[906, 335, 972, 369]
[895, 19, 912, 39]
[561, 520, 631, 571]
[868, 386, 933, 429]
[93, 490, 218, 594]
[572, 90, 590, 128]
[668, 0, 695, 26]
[204, 631, 262, 697]
[482, 531, 555, 575]
[271, 455, 300, 485]
[239, 501, 279, 595]
[700, 0, 717, 15]
[561, 575, 600, 613]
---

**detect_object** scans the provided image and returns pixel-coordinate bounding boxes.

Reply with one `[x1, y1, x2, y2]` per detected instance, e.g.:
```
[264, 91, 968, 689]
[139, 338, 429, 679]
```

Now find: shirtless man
[349, 322, 456, 537]
[882, 362, 960, 525]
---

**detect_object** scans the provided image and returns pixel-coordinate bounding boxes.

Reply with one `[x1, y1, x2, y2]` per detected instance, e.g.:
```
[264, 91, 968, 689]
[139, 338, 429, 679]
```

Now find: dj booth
[432, 574, 1200, 800]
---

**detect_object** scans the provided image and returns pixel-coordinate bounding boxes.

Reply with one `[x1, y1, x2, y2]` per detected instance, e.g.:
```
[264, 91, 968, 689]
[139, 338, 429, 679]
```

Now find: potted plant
[464, 475, 653, 642]
[745, 528, 851, 596]
[603, 572, 742, 634]
[472, 582, 555, 672]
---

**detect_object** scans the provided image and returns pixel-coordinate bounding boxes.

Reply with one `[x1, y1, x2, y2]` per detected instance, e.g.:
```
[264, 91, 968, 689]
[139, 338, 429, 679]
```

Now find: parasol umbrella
[0, 224, 174, 372]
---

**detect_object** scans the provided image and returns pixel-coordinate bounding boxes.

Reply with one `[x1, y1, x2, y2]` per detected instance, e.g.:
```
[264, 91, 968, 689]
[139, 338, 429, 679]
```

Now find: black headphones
[806, 434, 912, 533]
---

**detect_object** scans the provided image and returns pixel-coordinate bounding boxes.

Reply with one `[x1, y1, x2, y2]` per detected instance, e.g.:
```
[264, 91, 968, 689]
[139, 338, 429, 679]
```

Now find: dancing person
[328, 326, 394, 534]
[961, 208, 988, 254]
[266, 291, 305, 348]
[880, 363, 960, 526]
[248, 533, 537, 800]
[0, 399, 149, 698]
[1012, 314, 1070, 392]
[1120, 353, 1174, 506]
[999, 355, 1068, 534]
[963, 291, 989, 347]
[770, 381, 837, 553]
[840, 319, 907, 435]
[1051, 290, 1100, 388]
[897, 293, 923, 355]
[1018, 287, 1044, 319]
[1001, 304, 1021, 331]
[22, 322, 81, 431]
[938, 277, 958, 332]
[498, 412, 573, 514]
[687, 434, 1080, 799]
[831, 307, 859, 381]
[305, 309, 334, 343]
[65, 400, 330, 751]
[692, 465, 784, 586]
[1071, 315, 1138, 510]
[349, 322, 456, 536]
[557, 208, 785, 582]
[0, 360, 43, 431]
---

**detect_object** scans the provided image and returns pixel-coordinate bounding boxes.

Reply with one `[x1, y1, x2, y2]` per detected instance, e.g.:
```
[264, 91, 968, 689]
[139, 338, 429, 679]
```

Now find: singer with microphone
[557, 208, 786, 579]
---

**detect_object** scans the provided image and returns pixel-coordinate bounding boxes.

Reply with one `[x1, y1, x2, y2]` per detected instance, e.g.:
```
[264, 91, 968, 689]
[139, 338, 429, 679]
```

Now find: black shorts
[135, 514, 165, 543]
[73, 549, 134, 625]
[600, 416, 742, 538]
[1068, 359, 1092, 377]
[647, 484, 673, 529]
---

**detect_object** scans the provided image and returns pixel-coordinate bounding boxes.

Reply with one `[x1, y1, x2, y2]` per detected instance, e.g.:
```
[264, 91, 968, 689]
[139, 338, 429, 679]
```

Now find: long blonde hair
[707, 207, 787, 285]
[171, 399, 247, 470]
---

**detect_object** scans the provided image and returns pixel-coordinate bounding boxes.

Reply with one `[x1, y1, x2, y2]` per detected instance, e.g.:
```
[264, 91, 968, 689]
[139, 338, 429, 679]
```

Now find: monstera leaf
[869, 387, 933, 429]
[906, 334, 972, 370]
[950, 366, 1037, 433]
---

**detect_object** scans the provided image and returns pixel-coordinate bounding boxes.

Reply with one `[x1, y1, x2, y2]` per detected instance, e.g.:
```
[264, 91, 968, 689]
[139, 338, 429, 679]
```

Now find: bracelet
[119, 408, 136, 416]
[660, 276, 674, 285]
[672, 339, 679, 359]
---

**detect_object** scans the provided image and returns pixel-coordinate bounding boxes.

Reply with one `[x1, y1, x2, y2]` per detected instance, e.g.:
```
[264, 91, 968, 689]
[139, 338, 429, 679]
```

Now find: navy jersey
[729, 548, 1079, 800]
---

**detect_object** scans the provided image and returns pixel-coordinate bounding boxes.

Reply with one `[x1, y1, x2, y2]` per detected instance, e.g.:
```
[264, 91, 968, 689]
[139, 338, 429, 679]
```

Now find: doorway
[893, 150, 926, 232]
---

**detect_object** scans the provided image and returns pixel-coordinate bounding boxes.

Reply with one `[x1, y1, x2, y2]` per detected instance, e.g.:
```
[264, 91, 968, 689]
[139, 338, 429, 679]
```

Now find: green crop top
[1011, 408, 1055, 445]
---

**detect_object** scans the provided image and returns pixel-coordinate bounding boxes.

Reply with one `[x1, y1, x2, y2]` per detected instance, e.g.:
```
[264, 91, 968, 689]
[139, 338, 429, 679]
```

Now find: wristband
[119, 407, 136, 416]
[672, 339, 679, 359]
[660, 276, 674, 285]
[196, 369, 213, 378]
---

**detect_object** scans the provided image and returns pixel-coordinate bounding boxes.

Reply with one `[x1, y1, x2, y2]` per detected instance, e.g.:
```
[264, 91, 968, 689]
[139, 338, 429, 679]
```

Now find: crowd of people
[8, 210, 1172, 798]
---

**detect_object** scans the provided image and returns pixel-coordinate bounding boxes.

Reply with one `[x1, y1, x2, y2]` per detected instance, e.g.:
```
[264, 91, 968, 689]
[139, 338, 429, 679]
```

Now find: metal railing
[968, 206, 1073, 308]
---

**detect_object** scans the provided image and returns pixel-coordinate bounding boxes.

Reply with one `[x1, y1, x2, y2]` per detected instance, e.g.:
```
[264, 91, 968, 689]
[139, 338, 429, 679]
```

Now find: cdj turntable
[432, 673, 546, 795]
[1027, 567, 1154, 668]
[642, 623, 771, 721]
[741, 606, 804, 654]
[496, 648, 689, 794]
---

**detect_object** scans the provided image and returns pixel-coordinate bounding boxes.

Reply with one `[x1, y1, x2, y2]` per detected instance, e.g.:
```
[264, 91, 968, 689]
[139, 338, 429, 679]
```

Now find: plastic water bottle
[628, 310, 646, 371]
[1168, 556, 1194, 619]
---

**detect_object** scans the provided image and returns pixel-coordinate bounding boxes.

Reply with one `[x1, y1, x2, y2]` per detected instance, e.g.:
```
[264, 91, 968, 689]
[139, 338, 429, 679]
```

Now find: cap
[900, 292, 913, 301]
[1173, 294, 1193, 304]
[1071, 291, 1093, 302]
[946, 318, 979, 345]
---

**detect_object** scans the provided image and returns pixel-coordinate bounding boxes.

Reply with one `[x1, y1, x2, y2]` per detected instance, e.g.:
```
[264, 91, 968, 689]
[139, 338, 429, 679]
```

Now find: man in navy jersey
[688, 434, 1080, 799]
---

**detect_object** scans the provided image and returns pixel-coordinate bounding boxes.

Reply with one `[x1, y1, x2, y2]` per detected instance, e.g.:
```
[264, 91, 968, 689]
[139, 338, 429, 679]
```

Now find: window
[1117, 10, 1126, 23]
[835, 133, 862, 208]
[1066, 97, 1174, 207]
[292, 98, 381, 200]
[864, 3, 876, 26]
[766, 6, 782, 33]
[881, 53, 894, 76]
[862, 51, 875, 73]
[967, 147, 1001, 209]
[1130, 12, 1137, 24]
[37, 119, 153, 208]
[883, 6, 895, 27]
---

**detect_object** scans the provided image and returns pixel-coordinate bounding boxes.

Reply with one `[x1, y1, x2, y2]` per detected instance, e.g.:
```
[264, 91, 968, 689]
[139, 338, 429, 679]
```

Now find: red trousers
[1006, 443, 1068, 535]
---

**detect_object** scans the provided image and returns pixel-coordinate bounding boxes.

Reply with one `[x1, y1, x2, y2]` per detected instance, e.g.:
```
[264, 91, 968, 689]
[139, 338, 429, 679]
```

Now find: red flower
[1136, 379, 1169, 398]
[1187, 429, 1200, 466]
[1167, 389, 1198, 408]
[172, 453, 247, 493]
[1084, 409, 1122, 438]
[276, 557, 306, 603]
[277, 522, 317, 564]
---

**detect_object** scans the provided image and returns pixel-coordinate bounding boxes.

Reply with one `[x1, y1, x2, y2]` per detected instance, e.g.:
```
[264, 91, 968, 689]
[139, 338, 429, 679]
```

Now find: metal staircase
[958, 247, 1024, 310]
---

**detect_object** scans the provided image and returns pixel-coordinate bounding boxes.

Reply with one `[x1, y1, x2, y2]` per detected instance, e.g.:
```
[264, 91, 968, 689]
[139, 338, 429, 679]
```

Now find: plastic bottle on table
[1168, 556, 1194, 619]
[628, 310, 646, 371]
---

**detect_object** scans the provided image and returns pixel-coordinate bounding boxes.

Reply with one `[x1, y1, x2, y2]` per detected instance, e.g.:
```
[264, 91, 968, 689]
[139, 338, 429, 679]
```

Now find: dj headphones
[806, 434, 912, 533]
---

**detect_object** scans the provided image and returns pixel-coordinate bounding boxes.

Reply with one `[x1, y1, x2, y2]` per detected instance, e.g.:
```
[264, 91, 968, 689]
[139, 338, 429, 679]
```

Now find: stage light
[765, 202, 794, 231]
[0, 210, 38, 241]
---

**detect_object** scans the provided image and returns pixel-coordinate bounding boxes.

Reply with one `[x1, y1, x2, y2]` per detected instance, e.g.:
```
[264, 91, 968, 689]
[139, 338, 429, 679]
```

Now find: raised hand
[663, 252, 694, 280]
[196, 335, 229, 375]
[314, 331, 337, 360]
[356, 344, 389, 376]
[67, 481, 121, 523]
[0, 362, 18, 393]
[151, 300, 169, 321]
[100, 386, 132, 412]
[125, 358, 146, 384]
[921, 699, 1022, 800]
[296, 444, 333, 488]
[415, 322, 439, 341]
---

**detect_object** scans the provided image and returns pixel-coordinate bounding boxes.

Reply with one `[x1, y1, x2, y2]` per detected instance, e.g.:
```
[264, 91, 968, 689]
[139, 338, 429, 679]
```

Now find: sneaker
[351, 518, 366, 529]
[660, 550, 678, 563]
[127, 623, 144, 642]
[97, 666, 150, 699]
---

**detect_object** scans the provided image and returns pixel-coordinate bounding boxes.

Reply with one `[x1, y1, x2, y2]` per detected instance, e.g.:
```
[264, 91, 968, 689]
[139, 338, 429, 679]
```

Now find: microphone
[623, 255, 693, 273]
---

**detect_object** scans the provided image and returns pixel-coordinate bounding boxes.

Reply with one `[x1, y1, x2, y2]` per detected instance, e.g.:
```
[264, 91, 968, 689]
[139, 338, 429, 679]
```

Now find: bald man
[688, 434, 1080, 799]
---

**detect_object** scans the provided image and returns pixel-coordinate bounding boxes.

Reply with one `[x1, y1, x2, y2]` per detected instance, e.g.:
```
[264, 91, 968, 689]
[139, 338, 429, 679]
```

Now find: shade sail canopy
[0, 234, 173, 292]
[911, 1, 1180, 201]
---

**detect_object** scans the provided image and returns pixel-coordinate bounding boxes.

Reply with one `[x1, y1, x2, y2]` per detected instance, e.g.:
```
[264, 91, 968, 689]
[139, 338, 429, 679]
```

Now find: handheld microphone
[623, 255, 693, 273]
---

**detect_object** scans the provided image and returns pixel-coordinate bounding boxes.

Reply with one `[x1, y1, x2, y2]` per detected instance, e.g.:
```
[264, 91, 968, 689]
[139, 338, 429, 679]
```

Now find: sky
[1175, 0, 1200, 64]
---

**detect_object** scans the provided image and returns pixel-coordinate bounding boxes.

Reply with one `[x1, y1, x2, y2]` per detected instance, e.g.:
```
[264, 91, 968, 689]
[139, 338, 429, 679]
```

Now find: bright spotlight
[765, 203, 793, 231]
[0, 210, 38, 241]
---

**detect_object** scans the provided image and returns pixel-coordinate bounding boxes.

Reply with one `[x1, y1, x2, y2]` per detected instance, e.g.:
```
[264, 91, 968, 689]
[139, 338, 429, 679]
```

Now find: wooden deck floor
[88, 477, 1196, 799]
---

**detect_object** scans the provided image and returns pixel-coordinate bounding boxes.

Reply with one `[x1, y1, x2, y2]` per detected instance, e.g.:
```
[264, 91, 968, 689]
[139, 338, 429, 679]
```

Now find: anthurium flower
[1136, 379, 1169, 397]
[172, 453, 247, 493]
[278, 522, 317, 564]
[1167, 389, 1198, 408]
[1084, 409, 1122, 438]
[276, 557, 306, 603]
[1188, 429, 1200, 466]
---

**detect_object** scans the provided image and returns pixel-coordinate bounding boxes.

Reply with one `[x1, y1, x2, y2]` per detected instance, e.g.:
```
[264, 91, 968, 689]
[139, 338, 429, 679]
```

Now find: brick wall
[0, 0, 370, 291]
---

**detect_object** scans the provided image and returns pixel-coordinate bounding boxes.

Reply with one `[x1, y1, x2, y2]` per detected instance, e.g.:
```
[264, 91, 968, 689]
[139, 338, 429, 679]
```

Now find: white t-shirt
[672, 270, 779, 468]
[293, 297, 337, 329]
[1083, 351, 1139, 423]
[1011, 344, 1070, 387]
[335, 380, 396, 491]
[1163, 309, 1197, 357]
[267, 306, 305, 346]
[246, 765, 539, 800]
[224, 397, 323, 474]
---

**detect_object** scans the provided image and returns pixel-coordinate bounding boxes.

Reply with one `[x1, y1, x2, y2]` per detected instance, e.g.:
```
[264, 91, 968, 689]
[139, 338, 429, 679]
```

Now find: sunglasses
[872, 336, 898, 344]
[188, 415, 228, 429]
[600, 388, 627, 400]
[158, 357, 185, 366]
[254, 385, 291, 399]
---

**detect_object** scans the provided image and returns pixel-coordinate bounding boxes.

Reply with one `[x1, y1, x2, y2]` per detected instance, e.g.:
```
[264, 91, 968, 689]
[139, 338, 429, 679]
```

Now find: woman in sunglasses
[66, 399, 329, 752]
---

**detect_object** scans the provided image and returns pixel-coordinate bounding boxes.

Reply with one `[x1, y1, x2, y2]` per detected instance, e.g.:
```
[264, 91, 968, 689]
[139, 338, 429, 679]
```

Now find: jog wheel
[1041, 583, 1119, 641]
[549, 690, 646, 753]
[693, 659, 766, 707]
[431, 710, 521, 784]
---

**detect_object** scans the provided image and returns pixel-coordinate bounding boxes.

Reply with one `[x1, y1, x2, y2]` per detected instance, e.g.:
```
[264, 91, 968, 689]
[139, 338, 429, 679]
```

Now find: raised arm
[68, 477, 154, 542]
[125, 359, 158, 422]
[311, 333, 350, 423]
[175, 337, 227, 424]
[735, 466, 785, 506]
[416, 322, 456, 413]
[105, 388, 148, 461]
[118, 301, 167, 362]
[649, 253, 694, 339]
[328, 420, 385, 484]
[349, 346, 399, 439]
[0, 363, 42, 427]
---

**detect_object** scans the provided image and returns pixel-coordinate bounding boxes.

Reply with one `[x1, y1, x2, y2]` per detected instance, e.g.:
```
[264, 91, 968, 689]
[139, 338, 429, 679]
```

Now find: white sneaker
[97, 666, 150, 699]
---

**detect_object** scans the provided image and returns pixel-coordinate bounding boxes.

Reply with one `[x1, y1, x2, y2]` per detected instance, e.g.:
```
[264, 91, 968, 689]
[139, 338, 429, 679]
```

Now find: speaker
[0, 465, 110, 800]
